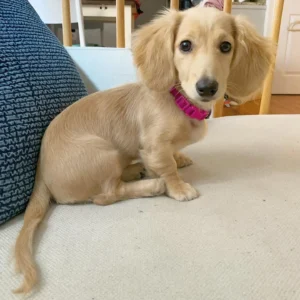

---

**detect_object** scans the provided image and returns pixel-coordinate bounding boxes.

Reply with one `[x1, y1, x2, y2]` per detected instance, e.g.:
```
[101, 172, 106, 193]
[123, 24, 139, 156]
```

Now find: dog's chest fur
[173, 119, 207, 151]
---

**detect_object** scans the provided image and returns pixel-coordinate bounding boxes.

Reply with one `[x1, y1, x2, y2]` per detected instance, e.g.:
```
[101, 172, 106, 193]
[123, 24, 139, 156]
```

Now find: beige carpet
[1, 115, 300, 300]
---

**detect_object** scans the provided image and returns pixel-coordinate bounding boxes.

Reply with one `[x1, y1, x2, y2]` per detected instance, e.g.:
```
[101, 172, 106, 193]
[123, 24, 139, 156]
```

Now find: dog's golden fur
[14, 7, 274, 293]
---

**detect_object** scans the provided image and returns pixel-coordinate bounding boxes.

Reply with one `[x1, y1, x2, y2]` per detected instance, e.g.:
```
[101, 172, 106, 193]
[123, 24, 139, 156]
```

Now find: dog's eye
[180, 40, 192, 53]
[220, 41, 232, 53]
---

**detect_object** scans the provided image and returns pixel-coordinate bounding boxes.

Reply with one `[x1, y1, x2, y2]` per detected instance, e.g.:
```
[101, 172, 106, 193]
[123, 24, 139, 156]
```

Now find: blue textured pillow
[0, 0, 88, 224]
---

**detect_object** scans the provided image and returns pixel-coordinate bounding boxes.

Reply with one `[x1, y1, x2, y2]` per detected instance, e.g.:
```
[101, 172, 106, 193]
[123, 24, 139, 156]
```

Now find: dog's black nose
[196, 78, 219, 97]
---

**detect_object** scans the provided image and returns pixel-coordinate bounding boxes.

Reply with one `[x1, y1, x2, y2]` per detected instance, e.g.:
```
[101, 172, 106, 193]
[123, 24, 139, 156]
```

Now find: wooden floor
[223, 95, 300, 116]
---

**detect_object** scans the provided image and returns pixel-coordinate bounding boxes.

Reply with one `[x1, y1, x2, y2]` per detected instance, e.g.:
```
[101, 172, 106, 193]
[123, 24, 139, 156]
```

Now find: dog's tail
[14, 172, 51, 294]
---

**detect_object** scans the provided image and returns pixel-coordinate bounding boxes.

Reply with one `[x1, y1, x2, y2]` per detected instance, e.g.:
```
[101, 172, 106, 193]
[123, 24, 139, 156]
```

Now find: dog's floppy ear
[132, 9, 182, 91]
[227, 16, 275, 101]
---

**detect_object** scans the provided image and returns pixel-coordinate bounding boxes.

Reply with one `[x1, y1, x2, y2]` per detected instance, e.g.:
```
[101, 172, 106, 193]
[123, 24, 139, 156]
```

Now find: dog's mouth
[200, 98, 214, 103]
[195, 89, 226, 106]
[195, 93, 220, 103]
[197, 92, 221, 103]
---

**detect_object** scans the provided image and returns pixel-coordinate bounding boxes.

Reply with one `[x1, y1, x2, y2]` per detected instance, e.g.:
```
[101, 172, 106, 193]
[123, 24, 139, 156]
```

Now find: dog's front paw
[167, 182, 199, 201]
[174, 152, 193, 169]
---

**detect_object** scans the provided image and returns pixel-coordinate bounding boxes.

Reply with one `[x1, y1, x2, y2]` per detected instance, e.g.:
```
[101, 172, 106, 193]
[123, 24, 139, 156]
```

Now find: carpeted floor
[1, 115, 300, 300]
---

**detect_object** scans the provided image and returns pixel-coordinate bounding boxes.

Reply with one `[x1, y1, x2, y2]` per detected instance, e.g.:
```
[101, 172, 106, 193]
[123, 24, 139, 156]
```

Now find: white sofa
[1, 48, 300, 300]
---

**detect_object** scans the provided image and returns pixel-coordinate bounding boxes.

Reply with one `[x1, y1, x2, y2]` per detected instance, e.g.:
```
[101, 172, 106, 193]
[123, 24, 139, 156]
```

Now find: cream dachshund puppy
[14, 6, 274, 293]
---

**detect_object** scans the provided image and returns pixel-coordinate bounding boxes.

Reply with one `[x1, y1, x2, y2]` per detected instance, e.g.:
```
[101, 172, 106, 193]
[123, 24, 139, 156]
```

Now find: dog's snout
[196, 78, 219, 98]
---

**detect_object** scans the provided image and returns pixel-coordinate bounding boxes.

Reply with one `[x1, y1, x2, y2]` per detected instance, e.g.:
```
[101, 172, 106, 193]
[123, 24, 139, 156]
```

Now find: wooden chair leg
[116, 0, 125, 48]
[62, 0, 72, 46]
[213, 100, 224, 118]
[213, 0, 232, 118]
[259, 0, 285, 114]
[170, 0, 179, 10]
[223, 0, 232, 14]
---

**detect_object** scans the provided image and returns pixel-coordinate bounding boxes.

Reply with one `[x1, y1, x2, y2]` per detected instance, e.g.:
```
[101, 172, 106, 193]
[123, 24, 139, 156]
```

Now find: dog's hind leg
[92, 178, 165, 205]
[121, 163, 146, 182]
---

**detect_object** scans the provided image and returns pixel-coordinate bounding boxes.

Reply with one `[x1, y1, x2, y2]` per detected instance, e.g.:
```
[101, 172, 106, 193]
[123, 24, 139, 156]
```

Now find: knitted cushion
[0, 0, 88, 224]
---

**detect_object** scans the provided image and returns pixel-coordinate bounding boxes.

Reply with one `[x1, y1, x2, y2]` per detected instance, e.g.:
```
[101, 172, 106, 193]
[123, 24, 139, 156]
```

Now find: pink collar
[170, 87, 210, 121]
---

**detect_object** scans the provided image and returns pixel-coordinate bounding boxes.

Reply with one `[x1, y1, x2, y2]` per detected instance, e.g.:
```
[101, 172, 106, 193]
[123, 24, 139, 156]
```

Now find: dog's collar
[170, 87, 210, 121]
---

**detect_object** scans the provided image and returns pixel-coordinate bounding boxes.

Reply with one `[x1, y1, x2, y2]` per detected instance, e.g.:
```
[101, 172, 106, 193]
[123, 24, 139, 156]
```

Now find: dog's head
[132, 7, 274, 109]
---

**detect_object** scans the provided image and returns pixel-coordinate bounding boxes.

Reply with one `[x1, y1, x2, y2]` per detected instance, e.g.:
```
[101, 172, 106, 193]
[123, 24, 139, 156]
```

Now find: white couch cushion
[1, 115, 300, 300]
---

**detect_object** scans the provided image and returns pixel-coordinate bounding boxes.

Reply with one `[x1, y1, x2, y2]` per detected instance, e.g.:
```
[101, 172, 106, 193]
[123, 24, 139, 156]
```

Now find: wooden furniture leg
[116, 0, 125, 48]
[223, 0, 232, 14]
[62, 0, 72, 46]
[259, 0, 285, 114]
[213, 0, 232, 118]
[170, 0, 179, 10]
[213, 98, 225, 118]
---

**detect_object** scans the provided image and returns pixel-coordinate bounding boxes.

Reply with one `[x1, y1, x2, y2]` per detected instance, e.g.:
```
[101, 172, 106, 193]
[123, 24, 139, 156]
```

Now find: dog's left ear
[227, 16, 275, 101]
[132, 9, 182, 91]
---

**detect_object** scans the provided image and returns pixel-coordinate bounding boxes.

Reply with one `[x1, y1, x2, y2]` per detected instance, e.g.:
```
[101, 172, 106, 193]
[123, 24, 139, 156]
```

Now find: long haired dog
[14, 7, 274, 293]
